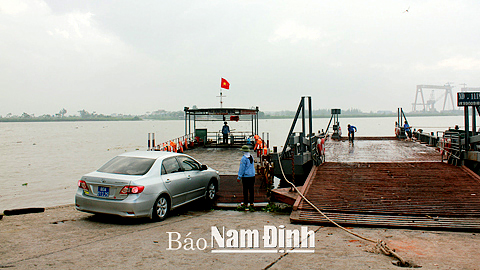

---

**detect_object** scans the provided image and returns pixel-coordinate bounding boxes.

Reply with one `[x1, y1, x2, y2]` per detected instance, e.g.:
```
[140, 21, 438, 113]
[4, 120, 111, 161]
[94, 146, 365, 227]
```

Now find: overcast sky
[1, 0, 480, 116]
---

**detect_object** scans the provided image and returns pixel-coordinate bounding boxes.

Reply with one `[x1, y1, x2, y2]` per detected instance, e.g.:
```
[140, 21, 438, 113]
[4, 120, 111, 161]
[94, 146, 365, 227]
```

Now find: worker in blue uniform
[347, 124, 357, 144]
[237, 145, 256, 210]
[404, 121, 412, 140]
[222, 122, 230, 144]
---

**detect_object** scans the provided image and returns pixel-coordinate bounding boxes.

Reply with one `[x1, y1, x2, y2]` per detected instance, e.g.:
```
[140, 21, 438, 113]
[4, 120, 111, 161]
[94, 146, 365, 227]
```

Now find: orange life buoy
[178, 141, 184, 153]
[439, 138, 445, 155]
[445, 138, 451, 156]
[317, 138, 325, 155]
[254, 139, 263, 150]
[169, 141, 177, 152]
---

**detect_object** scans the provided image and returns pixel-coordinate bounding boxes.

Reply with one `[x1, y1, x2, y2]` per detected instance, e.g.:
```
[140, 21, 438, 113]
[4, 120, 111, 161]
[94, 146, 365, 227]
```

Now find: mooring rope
[276, 153, 411, 267]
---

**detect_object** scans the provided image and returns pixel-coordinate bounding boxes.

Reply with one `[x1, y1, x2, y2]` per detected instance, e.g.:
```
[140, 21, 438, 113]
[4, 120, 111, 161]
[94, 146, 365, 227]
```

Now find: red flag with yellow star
[221, 78, 230, 89]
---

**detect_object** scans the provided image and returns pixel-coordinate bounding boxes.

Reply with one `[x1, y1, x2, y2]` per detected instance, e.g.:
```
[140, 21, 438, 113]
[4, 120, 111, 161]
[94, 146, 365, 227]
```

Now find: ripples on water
[0, 116, 464, 211]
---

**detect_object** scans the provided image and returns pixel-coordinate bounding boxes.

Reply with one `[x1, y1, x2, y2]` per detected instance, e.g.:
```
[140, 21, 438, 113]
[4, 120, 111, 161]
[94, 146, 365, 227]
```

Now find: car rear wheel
[206, 181, 217, 201]
[152, 195, 169, 221]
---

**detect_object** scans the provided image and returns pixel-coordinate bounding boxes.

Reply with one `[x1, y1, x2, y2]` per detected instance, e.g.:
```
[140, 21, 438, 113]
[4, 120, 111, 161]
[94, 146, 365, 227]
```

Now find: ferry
[146, 95, 480, 232]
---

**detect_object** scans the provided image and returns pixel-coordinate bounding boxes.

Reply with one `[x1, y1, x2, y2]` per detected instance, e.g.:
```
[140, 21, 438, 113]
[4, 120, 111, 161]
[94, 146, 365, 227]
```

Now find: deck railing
[204, 131, 254, 146]
[147, 131, 269, 152]
[147, 133, 195, 152]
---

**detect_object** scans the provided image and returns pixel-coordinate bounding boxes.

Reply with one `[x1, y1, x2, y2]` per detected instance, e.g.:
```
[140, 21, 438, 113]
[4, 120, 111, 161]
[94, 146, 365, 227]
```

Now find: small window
[177, 156, 201, 171]
[162, 157, 181, 174]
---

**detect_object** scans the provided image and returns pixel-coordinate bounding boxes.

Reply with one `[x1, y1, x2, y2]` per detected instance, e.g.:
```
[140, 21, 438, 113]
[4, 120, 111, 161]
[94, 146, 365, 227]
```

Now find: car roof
[118, 151, 182, 160]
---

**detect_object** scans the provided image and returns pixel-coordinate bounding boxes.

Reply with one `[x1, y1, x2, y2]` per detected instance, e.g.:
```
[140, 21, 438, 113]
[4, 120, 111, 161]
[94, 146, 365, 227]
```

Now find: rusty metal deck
[291, 139, 480, 230]
[215, 175, 269, 204]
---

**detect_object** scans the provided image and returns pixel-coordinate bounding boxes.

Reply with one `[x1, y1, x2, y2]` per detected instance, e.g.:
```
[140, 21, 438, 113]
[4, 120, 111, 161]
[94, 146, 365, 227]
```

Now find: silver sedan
[75, 151, 220, 220]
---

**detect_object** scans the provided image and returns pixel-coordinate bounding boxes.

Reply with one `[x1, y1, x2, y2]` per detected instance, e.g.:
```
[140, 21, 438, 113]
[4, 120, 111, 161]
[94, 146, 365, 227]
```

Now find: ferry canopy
[184, 107, 258, 116]
[183, 106, 259, 146]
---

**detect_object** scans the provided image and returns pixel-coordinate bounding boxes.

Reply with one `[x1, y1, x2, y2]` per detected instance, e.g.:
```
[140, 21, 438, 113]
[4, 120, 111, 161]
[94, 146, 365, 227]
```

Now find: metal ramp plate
[291, 162, 480, 231]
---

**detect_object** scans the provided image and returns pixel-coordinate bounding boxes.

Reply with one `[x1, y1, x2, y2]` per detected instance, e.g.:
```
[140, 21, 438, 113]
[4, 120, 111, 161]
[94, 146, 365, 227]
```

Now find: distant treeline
[0, 108, 463, 122]
[0, 109, 141, 122]
[0, 115, 142, 122]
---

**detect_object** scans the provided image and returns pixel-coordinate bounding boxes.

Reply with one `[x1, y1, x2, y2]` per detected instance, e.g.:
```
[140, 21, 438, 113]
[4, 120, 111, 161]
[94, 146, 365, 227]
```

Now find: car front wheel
[152, 195, 169, 221]
[206, 181, 217, 201]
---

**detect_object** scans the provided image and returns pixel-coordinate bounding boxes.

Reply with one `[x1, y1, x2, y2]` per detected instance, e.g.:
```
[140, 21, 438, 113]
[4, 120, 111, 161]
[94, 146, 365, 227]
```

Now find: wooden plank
[270, 187, 300, 205]
[292, 163, 319, 211]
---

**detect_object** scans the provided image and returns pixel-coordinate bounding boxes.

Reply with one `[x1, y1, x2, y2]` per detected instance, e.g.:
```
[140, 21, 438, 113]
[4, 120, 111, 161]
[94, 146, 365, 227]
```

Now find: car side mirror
[201, 164, 208, 171]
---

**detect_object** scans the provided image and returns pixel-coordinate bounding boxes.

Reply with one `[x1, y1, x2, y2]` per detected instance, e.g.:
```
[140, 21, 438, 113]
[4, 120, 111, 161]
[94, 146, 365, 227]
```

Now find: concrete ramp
[291, 161, 480, 230]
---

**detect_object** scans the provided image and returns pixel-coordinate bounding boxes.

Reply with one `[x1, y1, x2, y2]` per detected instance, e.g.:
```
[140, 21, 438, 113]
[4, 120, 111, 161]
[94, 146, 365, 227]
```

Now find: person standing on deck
[237, 145, 256, 210]
[347, 124, 357, 144]
[404, 121, 412, 140]
[222, 122, 230, 144]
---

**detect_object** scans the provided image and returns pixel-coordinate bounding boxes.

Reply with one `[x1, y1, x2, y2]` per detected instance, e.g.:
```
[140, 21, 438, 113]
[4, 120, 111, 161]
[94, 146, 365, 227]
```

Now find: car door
[161, 157, 188, 207]
[177, 156, 207, 201]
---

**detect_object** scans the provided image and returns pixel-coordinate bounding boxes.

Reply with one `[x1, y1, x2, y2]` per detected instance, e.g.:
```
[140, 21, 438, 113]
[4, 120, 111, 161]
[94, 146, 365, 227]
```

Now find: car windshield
[97, 156, 156, 175]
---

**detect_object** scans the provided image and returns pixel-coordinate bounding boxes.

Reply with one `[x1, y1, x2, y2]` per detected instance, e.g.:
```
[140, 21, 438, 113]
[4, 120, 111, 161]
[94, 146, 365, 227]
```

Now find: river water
[0, 115, 465, 211]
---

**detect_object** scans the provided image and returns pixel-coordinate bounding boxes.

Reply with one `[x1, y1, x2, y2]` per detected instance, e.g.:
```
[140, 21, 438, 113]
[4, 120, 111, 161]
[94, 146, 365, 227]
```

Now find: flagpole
[217, 88, 226, 108]
[219, 78, 229, 108]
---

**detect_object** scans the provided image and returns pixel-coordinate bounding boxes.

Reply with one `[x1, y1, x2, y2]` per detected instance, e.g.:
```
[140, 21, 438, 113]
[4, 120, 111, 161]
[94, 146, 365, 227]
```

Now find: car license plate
[98, 186, 109, 197]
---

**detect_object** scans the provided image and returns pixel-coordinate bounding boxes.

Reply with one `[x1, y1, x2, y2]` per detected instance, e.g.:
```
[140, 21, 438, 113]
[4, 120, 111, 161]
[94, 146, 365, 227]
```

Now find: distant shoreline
[0, 111, 463, 123]
[263, 112, 462, 119]
[0, 116, 142, 123]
